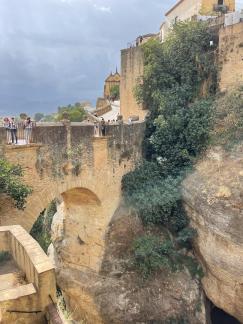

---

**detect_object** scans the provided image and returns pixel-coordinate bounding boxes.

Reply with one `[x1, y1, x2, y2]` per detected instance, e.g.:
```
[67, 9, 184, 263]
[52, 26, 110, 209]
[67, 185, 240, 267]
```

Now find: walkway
[0, 257, 26, 291]
[100, 100, 120, 121]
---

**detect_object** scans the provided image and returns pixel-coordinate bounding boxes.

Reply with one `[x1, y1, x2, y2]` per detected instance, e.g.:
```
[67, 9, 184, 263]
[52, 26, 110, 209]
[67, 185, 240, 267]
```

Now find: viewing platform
[0, 120, 145, 147]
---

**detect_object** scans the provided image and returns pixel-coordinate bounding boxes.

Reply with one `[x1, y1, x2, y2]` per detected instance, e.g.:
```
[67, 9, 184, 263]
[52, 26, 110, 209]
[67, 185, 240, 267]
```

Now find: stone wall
[0, 225, 56, 324]
[219, 21, 243, 91]
[120, 47, 148, 121]
[0, 123, 145, 273]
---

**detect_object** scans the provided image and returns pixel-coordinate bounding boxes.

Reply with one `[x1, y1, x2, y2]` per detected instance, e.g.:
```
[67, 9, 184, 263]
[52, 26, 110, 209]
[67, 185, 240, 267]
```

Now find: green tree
[0, 159, 32, 209]
[19, 113, 28, 120]
[110, 85, 120, 100]
[56, 103, 86, 122]
[34, 113, 44, 122]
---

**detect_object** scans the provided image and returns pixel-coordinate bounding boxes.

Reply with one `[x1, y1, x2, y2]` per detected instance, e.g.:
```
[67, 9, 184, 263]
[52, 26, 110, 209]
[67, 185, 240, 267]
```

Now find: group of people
[3, 117, 34, 145]
[93, 115, 123, 137]
[94, 118, 107, 137]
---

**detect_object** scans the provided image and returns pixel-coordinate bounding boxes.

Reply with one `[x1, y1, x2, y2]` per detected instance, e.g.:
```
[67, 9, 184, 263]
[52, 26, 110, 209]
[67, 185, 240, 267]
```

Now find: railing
[0, 120, 145, 147]
[4, 121, 37, 145]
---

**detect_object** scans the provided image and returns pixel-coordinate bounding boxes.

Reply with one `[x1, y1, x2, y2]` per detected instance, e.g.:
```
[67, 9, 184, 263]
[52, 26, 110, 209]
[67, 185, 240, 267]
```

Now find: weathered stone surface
[182, 144, 243, 322]
[55, 209, 206, 324]
[0, 225, 56, 324]
[0, 123, 145, 275]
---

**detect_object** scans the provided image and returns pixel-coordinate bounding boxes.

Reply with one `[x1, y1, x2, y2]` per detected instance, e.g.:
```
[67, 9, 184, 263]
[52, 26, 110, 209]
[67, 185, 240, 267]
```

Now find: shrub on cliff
[0, 159, 32, 209]
[132, 232, 200, 279]
[30, 200, 57, 252]
[210, 87, 243, 148]
[132, 235, 179, 277]
[123, 21, 217, 277]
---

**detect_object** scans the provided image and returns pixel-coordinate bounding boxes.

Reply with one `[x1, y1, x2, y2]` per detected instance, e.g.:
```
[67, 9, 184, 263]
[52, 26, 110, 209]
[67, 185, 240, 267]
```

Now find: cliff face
[182, 144, 243, 322]
[51, 207, 206, 323]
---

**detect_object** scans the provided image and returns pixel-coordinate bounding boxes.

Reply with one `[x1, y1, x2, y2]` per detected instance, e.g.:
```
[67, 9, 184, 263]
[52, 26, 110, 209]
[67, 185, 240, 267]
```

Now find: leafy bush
[30, 200, 57, 252]
[122, 161, 187, 230]
[133, 235, 180, 278]
[176, 228, 197, 249]
[0, 159, 32, 209]
[132, 230, 200, 279]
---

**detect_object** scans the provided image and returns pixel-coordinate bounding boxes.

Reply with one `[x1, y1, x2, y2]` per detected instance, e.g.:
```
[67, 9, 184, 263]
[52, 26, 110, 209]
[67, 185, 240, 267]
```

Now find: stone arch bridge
[0, 122, 144, 273]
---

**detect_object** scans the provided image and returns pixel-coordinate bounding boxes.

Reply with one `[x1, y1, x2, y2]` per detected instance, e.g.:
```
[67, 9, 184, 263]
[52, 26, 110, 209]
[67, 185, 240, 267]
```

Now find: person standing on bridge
[101, 118, 106, 136]
[94, 121, 99, 137]
[9, 117, 18, 144]
[3, 117, 11, 144]
[24, 117, 34, 144]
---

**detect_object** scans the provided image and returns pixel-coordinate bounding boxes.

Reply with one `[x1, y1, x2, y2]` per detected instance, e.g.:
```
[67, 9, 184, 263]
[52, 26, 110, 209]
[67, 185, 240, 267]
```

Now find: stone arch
[62, 187, 101, 207]
[55, 186, 106, 272]
[26, 184, 106, 273]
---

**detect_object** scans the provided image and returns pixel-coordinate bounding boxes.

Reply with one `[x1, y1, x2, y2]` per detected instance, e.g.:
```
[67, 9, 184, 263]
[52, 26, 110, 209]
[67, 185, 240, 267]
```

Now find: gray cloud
[1, 0, 242, 116]
[0, 0, 175, 115]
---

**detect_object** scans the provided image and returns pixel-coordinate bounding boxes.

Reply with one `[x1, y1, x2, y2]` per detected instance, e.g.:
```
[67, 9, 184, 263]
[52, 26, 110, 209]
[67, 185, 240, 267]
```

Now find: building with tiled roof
[104, 69, 120, 99]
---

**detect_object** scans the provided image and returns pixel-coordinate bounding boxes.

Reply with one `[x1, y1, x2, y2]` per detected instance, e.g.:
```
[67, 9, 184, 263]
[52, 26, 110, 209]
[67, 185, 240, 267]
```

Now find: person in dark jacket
[101, 118, 106, 136]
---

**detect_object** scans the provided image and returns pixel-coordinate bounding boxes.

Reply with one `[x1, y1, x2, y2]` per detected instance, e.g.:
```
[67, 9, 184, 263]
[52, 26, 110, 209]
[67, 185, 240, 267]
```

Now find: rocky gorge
[50, 205, 207, 323]
[183, 143, 243, 323]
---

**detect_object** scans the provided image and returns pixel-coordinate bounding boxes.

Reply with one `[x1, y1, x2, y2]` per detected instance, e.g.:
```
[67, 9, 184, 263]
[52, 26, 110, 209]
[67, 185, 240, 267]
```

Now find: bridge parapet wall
[0, 122, 145, 231]
[0, 122, 145, 273]
[0, 225, 56, 323]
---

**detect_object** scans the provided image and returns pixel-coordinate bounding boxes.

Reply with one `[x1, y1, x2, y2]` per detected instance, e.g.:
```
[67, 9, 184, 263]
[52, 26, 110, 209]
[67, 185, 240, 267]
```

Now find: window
[218, 0, 224, 5]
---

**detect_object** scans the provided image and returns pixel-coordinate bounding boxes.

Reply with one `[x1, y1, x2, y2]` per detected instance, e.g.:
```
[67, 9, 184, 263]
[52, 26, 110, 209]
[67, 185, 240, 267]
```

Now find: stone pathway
[0, 258, 26, 291]
[100, 101, 120, 121]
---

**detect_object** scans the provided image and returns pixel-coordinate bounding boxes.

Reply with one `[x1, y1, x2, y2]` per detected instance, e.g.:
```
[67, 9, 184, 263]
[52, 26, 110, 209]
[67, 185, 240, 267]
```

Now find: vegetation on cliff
[122, 21, 218, 278]
[30, 200, 57, 252]
[0, 159, 32, 209]
[210, 87, 243, 148]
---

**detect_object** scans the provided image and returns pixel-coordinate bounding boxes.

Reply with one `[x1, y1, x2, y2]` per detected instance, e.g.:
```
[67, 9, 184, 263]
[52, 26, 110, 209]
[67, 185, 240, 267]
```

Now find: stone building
[135, 33, 158, 46]
[104, 69, 120, 99]
[120, 47, 148, 121]
[160, 0, 235, 42]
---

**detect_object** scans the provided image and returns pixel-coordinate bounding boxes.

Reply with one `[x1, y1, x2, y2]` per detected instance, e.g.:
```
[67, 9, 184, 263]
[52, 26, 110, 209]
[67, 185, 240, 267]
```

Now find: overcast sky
[0, 0, 243, 116]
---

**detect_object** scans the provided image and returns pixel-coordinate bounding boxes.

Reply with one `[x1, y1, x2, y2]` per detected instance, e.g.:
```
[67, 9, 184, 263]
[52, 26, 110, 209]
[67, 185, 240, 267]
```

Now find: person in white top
[3, 117, 11, 144]
[24, 117, 33, 144]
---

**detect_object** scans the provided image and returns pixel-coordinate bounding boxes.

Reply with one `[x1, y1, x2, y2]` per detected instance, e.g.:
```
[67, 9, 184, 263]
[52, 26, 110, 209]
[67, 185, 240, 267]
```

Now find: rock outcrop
[52, 207, 206, 323]
[182, 144, 243, 322]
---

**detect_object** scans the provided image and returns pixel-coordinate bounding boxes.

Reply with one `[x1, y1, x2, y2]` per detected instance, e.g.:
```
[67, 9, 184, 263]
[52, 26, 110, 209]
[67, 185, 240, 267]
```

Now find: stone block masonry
[0, 122, 145, 274]
[0, 225, 56, 324]
[120, 47, 148, 121]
